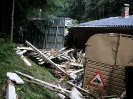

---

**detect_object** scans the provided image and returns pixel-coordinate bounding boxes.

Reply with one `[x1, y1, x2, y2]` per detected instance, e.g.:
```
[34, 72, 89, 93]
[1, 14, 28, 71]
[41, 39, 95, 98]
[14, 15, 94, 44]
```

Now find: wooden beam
[6, 80, 17, 99]
[67, 81, 97, 99]
[20, 55, 31, 66]
[14, 71, 70, 93]
[7, 72, 24, 84]
[24, 79, 69, 97]
[25, 41, 69, 77]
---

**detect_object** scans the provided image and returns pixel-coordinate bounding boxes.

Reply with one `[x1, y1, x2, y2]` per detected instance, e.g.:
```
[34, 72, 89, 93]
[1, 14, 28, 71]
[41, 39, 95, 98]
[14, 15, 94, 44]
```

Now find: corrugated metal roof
[77, 15, 133, 27]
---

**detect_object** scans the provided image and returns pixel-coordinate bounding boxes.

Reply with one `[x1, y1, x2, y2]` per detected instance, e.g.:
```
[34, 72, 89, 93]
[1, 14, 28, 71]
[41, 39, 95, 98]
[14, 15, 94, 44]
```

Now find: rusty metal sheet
[85, 33, 119, 65]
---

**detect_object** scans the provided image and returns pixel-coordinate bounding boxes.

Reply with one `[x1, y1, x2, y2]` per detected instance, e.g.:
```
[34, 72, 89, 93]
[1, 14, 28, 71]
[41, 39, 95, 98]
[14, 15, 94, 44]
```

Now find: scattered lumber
[14, 71, 70, 94]
[20, 55, 31, 66]
[17, 47, 33, 51]
[67, 81, 97, 99]
[25, 41, 69, 77]
[24, 79, 69, 97]
[16, 50, 27, 55]
[25, 41, 84, 81]
[70, 87, 84, 99]
[6, 80, 17, 99]
[6, 72, 24, 84]
[14, 71, 86, 99]
[16, 47, 31, 66]
[15, 41, 87, 98]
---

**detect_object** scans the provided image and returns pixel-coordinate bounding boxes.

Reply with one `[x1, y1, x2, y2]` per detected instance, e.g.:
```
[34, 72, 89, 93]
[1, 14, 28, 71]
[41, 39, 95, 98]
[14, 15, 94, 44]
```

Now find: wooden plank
[6, 80, 17, 99]
[25, 79, 69, 97]
[17, 47, 33, 50]
[20, 55, 31, 66]
[67, 81, 97, 99]
[15, 71, 70, 94]
[7, 72, 24, 84]
[25, 41, 69, 77]
[16, 50, 27, 55]
[70, 87, 84, 99]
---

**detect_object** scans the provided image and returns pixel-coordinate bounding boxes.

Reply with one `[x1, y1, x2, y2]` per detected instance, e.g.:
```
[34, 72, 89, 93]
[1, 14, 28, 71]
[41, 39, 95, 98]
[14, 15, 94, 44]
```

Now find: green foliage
[1, 0, 133, 42]
[53, 0, 133, 23]
[0, 38, 16, 59]
[72, 19, 78, 25]
[0, 0, 58, 40]
[0, 40, 59, 99]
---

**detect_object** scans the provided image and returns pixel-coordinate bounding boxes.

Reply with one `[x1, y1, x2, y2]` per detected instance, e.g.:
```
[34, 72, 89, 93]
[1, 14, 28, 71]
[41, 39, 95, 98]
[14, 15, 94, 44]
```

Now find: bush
[0, 38, 16, 59]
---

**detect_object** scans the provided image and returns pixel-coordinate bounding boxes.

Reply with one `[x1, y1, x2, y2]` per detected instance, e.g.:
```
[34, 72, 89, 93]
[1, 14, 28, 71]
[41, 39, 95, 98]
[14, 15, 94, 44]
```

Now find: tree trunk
[11, 0, 15, 42]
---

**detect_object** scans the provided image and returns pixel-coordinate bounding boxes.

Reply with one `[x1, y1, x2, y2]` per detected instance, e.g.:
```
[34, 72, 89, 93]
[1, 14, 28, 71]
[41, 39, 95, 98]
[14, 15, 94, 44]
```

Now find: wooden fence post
[125, 66, 133, 99]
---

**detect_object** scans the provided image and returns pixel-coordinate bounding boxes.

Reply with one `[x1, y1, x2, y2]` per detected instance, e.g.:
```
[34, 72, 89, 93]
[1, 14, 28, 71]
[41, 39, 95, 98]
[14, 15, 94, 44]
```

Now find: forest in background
[55, 0, 133, 22]
[0, 0, 133, 41]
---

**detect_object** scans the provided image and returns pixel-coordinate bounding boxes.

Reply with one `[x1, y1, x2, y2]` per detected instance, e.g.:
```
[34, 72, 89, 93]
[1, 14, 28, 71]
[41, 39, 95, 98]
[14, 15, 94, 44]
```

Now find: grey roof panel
[78, 15, 133, 27]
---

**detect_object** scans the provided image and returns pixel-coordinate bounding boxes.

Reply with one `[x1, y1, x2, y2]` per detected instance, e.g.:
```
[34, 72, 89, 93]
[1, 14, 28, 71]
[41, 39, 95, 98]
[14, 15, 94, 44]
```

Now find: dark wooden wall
[68, 27, 133, 50]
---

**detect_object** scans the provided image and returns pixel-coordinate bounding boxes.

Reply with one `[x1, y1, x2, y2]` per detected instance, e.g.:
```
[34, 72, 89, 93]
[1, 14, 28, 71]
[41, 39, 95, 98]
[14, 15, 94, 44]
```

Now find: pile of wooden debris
[14, 41, 126, 99]
[14, 40, 97, 99]
[17, 41, 85, 81]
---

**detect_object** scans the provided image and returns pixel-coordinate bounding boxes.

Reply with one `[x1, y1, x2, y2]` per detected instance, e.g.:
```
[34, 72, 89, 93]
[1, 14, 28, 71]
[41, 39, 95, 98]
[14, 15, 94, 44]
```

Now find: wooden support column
[125, 66, 133, 99]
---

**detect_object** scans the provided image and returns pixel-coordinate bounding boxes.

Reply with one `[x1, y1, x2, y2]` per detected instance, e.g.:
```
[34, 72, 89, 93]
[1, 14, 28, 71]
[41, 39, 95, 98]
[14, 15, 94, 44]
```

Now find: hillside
[0, 38, 59, 99]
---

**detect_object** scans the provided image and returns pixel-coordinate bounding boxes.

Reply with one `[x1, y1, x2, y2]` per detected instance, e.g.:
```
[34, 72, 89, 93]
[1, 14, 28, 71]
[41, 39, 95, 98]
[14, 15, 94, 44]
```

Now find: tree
[54, 0, 133, 22]
[11, 0, 15, 41]
[0, 0, 58, 41]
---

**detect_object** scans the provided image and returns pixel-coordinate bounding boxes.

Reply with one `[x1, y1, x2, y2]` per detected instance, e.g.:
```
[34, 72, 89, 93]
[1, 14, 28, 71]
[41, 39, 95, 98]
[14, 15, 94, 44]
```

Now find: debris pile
[12, 40, 127, 99]
[23, 41, 85, 82]
[14, 41, 92, 99]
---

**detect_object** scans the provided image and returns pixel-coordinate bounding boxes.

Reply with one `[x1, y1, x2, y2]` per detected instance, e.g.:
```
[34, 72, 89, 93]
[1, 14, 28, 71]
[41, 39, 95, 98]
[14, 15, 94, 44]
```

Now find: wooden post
[125, 66, 133, 99]
[11, 0, 15, 42]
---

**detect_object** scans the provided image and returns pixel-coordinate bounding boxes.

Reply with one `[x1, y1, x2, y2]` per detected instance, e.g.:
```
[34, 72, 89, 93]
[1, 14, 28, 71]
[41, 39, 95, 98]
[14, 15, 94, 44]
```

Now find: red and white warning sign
[88, 71, 105, 87]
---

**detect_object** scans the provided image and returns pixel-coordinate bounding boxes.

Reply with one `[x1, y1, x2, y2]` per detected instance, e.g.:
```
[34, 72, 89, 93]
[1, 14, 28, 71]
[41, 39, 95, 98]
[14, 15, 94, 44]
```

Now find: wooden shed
[83, 33, 133, 97]
[68, 4, 133, 97]
[68, 4, 133, 50]
[68, 26, 133, 50]
[25, 18, 65, 49]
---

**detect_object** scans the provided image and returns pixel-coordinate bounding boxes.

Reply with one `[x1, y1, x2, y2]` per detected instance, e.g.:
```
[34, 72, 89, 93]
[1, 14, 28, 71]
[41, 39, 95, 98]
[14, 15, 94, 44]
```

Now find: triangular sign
[88, 71, 105, 87]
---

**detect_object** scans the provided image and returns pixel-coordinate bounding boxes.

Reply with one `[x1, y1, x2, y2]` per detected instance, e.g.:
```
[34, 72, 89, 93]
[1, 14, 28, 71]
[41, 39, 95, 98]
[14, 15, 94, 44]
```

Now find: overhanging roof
[77, 15, 133, 28]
